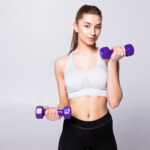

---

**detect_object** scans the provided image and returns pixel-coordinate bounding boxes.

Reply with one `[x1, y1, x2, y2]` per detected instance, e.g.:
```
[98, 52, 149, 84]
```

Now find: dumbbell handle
[100, 44, 134, 59]
[42, 108, 64, 116]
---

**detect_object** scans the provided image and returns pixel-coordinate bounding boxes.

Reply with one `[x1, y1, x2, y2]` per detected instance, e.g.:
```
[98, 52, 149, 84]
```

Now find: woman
[44, 4, 125, 150]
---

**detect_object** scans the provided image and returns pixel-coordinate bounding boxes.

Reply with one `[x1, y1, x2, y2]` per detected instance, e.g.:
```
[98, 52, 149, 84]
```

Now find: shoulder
[54, 55, 69, 77]
[54, 55, 68, 67]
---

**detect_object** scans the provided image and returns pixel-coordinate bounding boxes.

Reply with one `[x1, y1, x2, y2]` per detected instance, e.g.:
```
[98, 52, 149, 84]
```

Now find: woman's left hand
[108, 46, 126, 63]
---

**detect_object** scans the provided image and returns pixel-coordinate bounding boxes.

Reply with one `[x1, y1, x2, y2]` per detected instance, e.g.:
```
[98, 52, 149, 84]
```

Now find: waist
[65, 110, 112, 129]
[69, 96, 108, 121]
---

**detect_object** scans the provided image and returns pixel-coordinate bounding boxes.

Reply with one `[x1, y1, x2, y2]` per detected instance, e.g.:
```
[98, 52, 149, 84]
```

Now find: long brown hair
[68, 4, 102, 55]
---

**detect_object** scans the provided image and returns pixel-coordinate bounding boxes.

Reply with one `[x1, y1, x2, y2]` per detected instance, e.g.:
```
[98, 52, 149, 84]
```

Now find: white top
[64, 48, 108, 99]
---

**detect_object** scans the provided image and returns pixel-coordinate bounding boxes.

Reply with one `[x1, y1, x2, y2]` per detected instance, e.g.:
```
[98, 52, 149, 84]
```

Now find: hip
[65, 110, 112, 130]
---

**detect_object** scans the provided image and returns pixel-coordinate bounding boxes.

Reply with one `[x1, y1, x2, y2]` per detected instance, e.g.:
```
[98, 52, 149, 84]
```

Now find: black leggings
[58, 111, 118, 150]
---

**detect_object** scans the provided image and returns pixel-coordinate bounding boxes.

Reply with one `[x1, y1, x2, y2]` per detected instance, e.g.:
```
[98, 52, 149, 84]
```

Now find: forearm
[107, 61, 123, 108]
[57, 102, 69, 109]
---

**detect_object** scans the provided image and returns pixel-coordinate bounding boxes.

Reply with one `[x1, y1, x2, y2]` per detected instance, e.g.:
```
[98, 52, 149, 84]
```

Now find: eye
[96, 26, 101, 29]
[84, 25, 101, 29]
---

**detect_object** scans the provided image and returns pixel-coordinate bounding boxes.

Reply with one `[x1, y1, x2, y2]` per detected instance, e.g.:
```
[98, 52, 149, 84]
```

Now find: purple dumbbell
[100, 44, 134, 59]
[35, 106, 71, 119]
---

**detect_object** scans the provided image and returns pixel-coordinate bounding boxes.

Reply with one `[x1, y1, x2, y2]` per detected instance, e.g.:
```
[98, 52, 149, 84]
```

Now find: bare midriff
[69, 96, 108, 121]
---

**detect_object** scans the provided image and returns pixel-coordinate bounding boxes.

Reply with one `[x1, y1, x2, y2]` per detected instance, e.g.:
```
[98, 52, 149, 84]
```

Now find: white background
[0, 0, 149, 149]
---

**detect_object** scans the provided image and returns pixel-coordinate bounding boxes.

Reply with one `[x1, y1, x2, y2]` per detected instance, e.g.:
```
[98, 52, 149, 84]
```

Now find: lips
[88, 37, 95, 40]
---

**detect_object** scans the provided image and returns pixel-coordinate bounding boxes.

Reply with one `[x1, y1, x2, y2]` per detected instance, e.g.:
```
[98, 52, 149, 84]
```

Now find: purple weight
[35, 106, 45, 119]
[35, 106, 71, 119]
[100, 44, 134, 59]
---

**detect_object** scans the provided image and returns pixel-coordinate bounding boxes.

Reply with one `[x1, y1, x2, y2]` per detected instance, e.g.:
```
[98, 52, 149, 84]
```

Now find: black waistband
[65, 110, 112, 129]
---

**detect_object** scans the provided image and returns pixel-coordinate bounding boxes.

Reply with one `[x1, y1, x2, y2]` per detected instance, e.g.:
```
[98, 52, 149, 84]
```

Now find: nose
[90, 27, 96, 36]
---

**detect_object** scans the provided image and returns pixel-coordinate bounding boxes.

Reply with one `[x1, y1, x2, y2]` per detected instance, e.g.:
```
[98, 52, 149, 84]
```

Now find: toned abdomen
[69, 96, 108, 121]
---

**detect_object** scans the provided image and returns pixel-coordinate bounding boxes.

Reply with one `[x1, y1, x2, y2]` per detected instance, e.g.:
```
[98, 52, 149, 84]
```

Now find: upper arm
[54, 56, 69, 105]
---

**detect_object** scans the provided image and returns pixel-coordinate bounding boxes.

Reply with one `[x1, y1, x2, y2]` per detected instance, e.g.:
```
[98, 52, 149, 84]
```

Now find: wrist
[108, 60, 118, 65]
[57, 103, 68, 110]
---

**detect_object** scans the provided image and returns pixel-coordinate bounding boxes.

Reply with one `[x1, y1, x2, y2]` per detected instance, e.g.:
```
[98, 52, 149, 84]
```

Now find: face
[73, 13, 102, 46]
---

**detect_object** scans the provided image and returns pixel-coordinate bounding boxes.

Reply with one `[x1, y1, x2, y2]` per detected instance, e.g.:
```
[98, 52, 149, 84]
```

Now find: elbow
[108, 98, 123, 109]
[111, 103, 119, 109]
[107, 93, 123, 109]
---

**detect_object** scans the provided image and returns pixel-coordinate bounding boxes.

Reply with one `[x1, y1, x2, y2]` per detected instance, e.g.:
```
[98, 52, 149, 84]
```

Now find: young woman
[44, 4, 125, 150]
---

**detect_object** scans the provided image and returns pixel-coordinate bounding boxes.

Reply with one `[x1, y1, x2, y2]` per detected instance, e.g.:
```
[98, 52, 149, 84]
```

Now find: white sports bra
[64, 48, 108, 99]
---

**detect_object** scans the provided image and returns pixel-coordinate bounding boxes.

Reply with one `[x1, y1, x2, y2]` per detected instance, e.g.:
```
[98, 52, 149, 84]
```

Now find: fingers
[112, 46, 126, 57]
[43, 106, 49, 110]
[119, 46, 126, 56]
[44, 107, 60, 121]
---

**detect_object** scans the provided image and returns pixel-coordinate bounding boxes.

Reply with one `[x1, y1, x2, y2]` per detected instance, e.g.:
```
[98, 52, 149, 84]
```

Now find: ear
[73, 22, 78, 33]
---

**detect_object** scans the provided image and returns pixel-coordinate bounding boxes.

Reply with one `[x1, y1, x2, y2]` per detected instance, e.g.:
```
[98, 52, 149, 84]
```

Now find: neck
[75, 39, 97, 55]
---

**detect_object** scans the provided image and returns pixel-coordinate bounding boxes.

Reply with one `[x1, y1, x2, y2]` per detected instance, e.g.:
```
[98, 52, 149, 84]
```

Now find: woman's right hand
[43, 106, 62, 121]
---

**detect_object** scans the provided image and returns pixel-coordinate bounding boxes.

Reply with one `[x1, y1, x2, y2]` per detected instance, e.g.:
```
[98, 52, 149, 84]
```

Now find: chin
[81, 38, 96, 46]
[87, 41, 96, 46]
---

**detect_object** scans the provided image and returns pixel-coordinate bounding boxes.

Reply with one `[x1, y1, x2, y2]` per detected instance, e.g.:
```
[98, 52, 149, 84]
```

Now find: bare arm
[106, 60, 123, 108]
[54, 56, 69, 112]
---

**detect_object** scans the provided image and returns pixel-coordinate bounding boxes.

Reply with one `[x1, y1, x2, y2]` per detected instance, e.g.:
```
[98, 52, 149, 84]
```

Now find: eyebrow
[83, 22, 102, 25]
